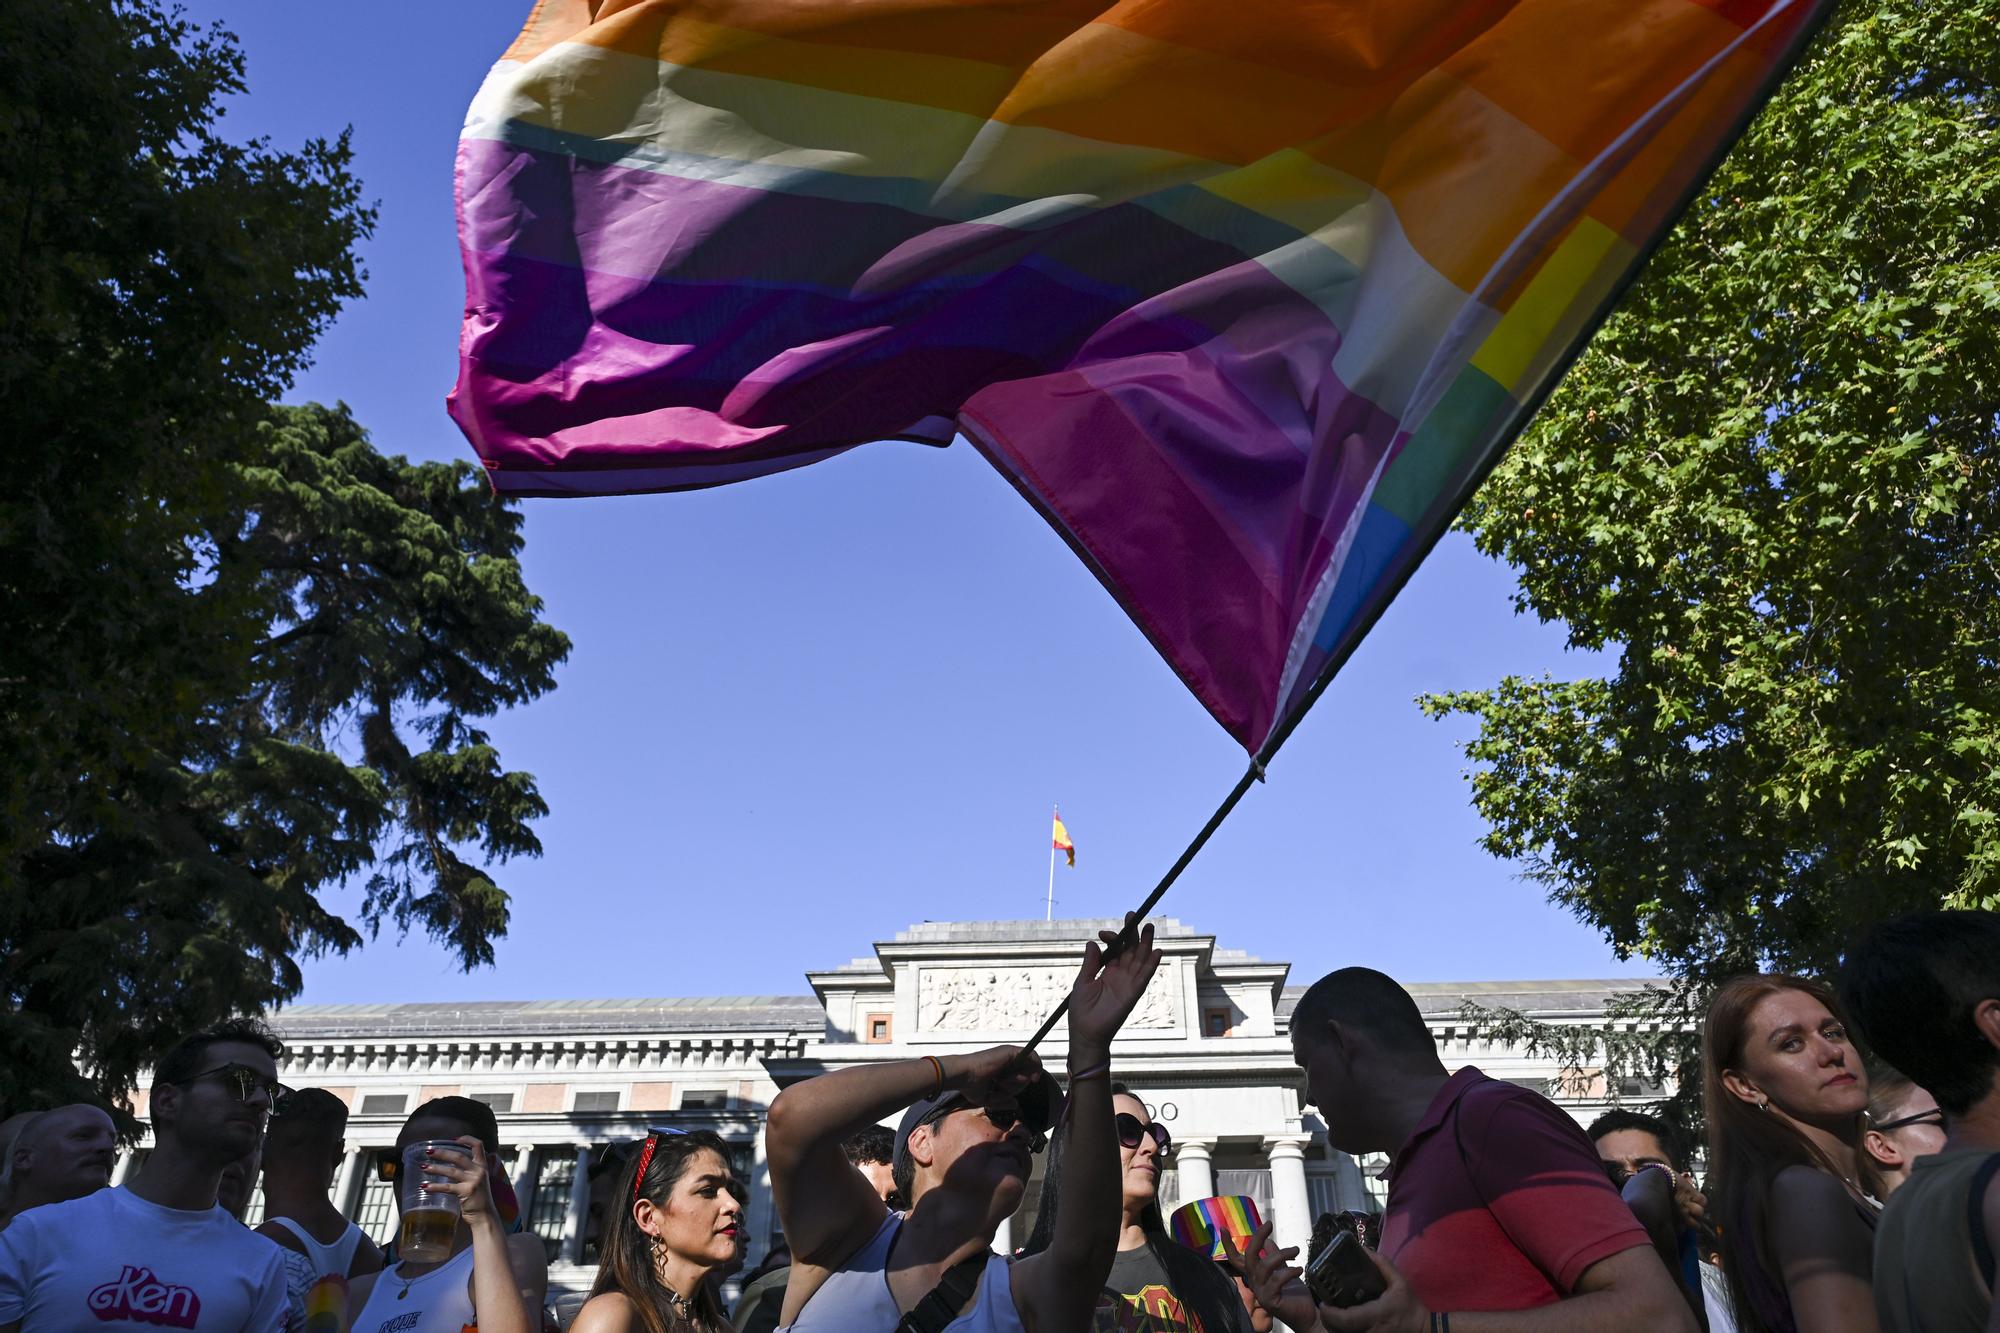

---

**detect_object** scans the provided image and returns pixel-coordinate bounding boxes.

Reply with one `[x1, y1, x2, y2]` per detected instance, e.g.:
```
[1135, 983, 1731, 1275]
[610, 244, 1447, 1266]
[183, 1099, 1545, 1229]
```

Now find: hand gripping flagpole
[1021, 761, 1263, 1053]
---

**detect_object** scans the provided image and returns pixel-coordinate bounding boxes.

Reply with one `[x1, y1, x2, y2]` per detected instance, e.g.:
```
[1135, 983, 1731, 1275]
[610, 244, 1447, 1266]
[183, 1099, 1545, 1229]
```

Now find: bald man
[0, 1106, 116, 1231]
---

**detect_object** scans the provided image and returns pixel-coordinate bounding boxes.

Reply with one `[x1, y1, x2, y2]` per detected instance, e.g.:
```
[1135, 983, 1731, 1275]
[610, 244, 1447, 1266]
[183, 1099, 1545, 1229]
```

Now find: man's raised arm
[766, 1046, 1042, 1266]
[1013, 922, 1164, 1333]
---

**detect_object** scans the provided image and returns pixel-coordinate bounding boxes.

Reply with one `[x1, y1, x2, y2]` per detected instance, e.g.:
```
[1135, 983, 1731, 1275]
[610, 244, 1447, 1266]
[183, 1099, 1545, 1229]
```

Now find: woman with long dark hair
[572, 1129, 747, 1333]
[1703, 974, 1881, 1333]
[1023, 1087, 1252, 1333]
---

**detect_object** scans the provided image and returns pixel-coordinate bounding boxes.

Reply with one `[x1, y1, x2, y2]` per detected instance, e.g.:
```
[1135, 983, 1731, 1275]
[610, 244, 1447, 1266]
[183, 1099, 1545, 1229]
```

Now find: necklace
[395, 1258, 441, 1301]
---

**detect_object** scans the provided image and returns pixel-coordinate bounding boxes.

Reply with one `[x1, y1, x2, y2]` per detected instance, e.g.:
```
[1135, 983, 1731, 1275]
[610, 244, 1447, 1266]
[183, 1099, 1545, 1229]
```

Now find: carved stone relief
[916, 964, 1180, 1032]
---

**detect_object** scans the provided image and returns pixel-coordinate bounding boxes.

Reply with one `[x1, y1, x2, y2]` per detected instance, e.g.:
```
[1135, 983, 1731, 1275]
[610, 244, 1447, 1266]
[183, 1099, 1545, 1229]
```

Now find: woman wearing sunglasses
[1860, 1066, 1948, 1199]
[346, 1097, 547, 1333]
[571, 1128, 746, 1333]
[1022, 1086, 1252, 1333]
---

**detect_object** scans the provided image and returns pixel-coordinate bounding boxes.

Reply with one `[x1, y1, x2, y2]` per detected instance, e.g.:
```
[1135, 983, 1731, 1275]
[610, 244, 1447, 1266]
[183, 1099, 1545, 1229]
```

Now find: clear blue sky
[184, 0, 1643, 1006]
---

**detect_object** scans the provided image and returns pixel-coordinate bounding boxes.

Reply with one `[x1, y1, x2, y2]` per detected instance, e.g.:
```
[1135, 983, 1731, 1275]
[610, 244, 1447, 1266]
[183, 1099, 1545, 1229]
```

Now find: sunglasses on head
[178, 1063, 290, 1105]
[1872, 1106, 1945, 1133]
[1115, 1112, 1171, 1156]
[377, 1140, 492, 1183]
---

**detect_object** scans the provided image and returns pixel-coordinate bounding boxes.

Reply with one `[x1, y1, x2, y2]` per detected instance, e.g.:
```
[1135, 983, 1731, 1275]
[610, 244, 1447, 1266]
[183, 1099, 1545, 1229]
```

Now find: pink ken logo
[87, 1266, 200, 1327]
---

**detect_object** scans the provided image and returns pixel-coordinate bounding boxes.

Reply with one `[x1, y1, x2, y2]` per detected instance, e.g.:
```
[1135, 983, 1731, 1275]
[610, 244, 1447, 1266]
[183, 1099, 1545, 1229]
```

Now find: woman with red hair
[1703, 974, 1881, 1333]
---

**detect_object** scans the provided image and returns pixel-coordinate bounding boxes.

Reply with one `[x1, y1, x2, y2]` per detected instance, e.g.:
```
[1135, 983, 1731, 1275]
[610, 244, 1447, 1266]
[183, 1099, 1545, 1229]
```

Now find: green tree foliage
[1422, 0, 1999, 1104]
[0, 2, 568, 1115]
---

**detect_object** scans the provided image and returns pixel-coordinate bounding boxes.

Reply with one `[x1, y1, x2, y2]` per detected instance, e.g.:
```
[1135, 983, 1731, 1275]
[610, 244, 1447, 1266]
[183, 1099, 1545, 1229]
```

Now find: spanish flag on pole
[1052, 811, 1075, 868]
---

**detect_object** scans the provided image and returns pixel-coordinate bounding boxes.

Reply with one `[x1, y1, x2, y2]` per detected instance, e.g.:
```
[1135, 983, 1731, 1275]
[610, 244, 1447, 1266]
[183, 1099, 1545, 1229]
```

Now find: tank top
[266, 1214, 367, 1278]
[781, 1214, 1026, 1333]
[1731, 1175, 1879, 1333]
[1872, 1148, 2000, 1333]
[351, 1245, 478, 1333]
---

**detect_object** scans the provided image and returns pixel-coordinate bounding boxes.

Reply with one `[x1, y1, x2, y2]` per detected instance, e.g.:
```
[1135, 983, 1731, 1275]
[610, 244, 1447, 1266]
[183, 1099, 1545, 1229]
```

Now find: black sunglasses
[1115, 1112, 1171, 1156]
[927, 1099, 1050, 1154]
[178, 1063, 290, 1105]
[1872, 1106, 1945, 1133]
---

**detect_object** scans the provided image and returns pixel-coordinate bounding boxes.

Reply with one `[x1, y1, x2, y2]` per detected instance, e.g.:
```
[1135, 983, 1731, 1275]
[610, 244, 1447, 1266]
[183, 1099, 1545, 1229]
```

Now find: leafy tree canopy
[0, 1, 568, 1117]
[1423, 0, 1999, 1118]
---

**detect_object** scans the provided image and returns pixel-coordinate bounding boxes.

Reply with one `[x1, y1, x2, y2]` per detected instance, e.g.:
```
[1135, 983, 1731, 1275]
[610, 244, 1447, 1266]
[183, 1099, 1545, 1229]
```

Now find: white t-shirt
[0, 1185, 290, 1330]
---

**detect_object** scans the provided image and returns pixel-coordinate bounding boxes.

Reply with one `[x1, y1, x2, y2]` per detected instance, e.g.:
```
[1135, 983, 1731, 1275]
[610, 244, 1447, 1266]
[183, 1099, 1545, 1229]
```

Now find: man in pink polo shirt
[1283, 968, 1695, 1333]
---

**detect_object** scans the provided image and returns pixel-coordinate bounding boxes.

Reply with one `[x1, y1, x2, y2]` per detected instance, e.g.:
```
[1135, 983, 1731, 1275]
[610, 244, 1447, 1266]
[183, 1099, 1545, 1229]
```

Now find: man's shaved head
[1291, 967, 1441, 1064]
[3, 1104, 117, 1220]
[1289, 968, 1447, 1156]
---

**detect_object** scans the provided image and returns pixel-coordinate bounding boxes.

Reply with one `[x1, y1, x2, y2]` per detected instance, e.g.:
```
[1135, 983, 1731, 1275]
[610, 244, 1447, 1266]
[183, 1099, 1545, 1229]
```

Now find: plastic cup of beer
[398, 1140, 464, 1262]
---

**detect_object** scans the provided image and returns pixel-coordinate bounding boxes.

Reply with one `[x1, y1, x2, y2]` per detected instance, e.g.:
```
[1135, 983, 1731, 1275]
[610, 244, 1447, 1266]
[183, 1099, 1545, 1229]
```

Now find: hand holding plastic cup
[399, 1140, 465, 1262]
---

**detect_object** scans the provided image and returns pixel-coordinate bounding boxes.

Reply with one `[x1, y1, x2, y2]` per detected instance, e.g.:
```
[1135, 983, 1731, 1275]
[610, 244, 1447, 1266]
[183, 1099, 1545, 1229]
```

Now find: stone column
[1265, 1137, 1312, 1257]
[334, 1149, 367, 1219]
[562, 1147, 593, 1264]
[992, 1210, 1013, 1256]
[512, 1146, 542, 1221]
[1174, 1139, 1215, 1202]
[111, 1152, 137, 1187]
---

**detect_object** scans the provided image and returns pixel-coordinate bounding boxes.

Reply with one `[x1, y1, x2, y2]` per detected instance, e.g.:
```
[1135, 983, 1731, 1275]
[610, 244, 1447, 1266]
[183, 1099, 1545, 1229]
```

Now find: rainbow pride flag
[451, 0, 1828, 755]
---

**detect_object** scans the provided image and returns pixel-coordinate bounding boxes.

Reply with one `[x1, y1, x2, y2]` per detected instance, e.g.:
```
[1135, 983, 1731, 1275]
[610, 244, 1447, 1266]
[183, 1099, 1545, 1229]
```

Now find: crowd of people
[0, 909, 1995, 1333]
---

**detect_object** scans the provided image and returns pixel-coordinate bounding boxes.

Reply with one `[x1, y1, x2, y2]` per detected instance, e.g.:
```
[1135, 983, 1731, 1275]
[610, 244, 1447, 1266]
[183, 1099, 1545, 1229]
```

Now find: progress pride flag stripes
[450, 0, 1828, 755]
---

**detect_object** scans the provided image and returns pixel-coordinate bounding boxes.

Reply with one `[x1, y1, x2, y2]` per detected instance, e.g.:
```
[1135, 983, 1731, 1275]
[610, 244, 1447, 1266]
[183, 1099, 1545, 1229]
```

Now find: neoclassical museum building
[116, 918, 1659, 1306]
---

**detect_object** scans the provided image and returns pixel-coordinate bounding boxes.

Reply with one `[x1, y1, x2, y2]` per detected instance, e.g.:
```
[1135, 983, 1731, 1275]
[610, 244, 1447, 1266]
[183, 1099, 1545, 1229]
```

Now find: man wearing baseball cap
[767, 919, 1164, 1332]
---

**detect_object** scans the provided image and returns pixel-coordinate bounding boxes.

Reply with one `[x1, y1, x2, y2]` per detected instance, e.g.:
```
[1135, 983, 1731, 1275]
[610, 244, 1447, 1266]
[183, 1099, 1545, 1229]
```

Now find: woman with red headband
[572, 1128, 747, 1333]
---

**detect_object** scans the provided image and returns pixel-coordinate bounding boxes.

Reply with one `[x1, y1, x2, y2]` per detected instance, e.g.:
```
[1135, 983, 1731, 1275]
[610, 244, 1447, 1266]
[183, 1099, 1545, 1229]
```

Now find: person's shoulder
[348, 1228, 385, 1277]
[223, 1220, 289, 1271]
[15, 1186, 116, 1234]
[1770, 1162, 1852, 1209]
[1460, 1075, 1597, 1156]
[1464, 1072, 1571, 1121]
[1766, 1163, 1871, 1240]
[569, 1290, 642, 1332]
[504, 1228, 549, 1273]
[253, 1218, 309, 1255]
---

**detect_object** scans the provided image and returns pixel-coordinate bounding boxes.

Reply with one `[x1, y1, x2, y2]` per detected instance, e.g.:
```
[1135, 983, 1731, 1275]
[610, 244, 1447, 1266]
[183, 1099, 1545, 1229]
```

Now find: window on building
[469, 1092, 515, 1114]
[573, 1091, 620, 1113]
[865, 1013, 892, 1043]
[1203, 1008, 1232, 1038]
[355, 1171, 398, 1246]
[679, 1090, 729, 1110]
[528, 1147, 578, 1263]
[359, 1094, 407, 1115]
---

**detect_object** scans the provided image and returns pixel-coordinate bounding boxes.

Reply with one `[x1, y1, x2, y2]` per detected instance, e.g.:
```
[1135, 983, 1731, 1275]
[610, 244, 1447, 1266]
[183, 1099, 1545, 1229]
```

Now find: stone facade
[114, 919, 1662, 1308]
